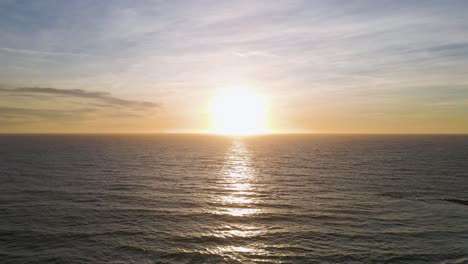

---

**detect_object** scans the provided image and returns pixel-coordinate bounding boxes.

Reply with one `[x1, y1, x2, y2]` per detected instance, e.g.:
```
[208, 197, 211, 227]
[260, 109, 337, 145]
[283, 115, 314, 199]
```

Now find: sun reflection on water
[210, 224, 265, 238]
[206, 138, 271, 261]
[215, 138, 261, 217]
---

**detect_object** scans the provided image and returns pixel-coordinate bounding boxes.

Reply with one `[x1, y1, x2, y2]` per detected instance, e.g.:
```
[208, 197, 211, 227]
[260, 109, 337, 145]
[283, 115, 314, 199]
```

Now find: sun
[209, 87, 270, 135]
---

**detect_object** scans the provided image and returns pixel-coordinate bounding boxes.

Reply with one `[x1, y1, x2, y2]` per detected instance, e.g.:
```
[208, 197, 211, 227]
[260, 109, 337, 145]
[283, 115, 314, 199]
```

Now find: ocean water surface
[0, 134, 467, 263]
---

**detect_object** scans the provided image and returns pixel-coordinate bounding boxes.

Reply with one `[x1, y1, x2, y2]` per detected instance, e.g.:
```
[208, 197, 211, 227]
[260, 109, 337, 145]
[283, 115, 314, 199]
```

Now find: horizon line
[1, 132, 468, 136]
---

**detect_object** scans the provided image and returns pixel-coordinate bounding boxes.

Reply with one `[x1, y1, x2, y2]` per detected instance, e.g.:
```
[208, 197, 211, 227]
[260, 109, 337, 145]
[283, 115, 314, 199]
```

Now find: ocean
[1, 134, 467, 263]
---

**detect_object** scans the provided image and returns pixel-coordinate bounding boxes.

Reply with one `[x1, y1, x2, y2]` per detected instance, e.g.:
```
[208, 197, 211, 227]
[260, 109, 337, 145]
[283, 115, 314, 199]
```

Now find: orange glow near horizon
[208, 87, 271, 135]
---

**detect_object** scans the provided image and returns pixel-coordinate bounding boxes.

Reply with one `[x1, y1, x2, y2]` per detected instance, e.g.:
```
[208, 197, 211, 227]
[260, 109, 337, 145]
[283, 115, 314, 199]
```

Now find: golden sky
[1, 1, 467, 134]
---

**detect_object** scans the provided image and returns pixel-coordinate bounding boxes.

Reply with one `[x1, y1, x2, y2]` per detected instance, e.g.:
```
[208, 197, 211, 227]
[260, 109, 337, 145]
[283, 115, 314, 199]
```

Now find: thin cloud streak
[0, 47, 93, 57]
[0, 87, 159, 109]
[0, 106, 95, 120]
[0, 87, 160, 129]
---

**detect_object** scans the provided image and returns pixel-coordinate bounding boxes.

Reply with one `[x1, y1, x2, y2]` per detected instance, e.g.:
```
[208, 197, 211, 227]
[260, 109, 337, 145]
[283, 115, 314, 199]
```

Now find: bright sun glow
[209, 87, 270, 135]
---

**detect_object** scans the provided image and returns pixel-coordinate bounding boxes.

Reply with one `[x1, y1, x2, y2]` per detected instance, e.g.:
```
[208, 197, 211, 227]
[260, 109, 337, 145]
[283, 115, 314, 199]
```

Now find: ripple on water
[1, 135, 468, 263]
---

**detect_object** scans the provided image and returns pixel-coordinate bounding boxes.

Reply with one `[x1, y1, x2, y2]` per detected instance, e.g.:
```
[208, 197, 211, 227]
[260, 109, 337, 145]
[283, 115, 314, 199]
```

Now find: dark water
[1, 135, 467, 264]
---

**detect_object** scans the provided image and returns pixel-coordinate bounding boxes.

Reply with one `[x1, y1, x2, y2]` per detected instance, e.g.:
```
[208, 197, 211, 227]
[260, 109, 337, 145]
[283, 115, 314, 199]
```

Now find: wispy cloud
[232, 50, 279, 58]
[0, 47, 92, 57]
[0, 87, 160, 129]
[0, 106, 94, 120]
[0, 87, 159, 109]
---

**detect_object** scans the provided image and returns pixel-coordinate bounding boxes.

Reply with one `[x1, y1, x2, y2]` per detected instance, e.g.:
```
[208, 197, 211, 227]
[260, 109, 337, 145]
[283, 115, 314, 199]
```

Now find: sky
[1, 0, 467, 133]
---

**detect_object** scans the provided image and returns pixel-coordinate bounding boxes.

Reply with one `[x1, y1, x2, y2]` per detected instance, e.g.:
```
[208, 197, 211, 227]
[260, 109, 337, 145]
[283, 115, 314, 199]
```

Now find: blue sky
[0, 0, 467, 133]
